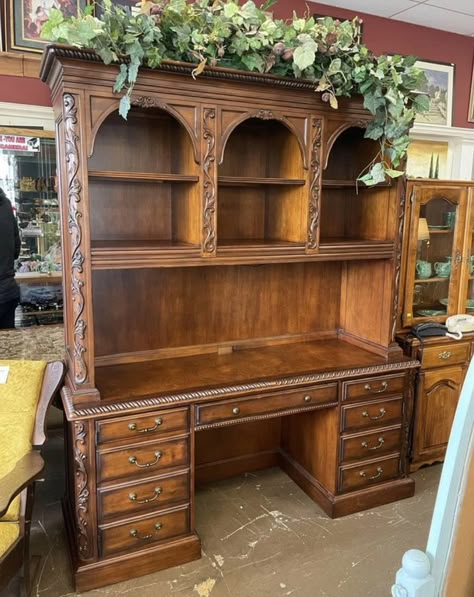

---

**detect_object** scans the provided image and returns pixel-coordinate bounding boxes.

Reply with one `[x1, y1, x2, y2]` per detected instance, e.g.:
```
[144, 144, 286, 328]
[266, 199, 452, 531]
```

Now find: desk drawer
[340, 426, 402, 463]
[341, 397, 403, 433]
[419, 342, 469, 369]
[98, 471, 189, 521]
[99, 506, 189, 557]
[338, 455, 400, 493]
[97, 438, 188, 484]
[96, 408, 189, 445]
[196, 384, 337, 427]
[343, 374, 405, 402]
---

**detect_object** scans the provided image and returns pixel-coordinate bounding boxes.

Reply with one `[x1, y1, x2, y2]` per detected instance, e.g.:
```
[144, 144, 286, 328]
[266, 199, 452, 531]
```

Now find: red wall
[274, 1, 474, 129]
[1, 1, 473, 127]
[0, 75, 51, 106]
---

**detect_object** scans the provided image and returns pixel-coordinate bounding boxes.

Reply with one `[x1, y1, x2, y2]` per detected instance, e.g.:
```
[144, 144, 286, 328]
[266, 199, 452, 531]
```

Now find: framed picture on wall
[414, 60, 454, 127]
[2, 0, 85, 53]
[468, 62, 474, 123]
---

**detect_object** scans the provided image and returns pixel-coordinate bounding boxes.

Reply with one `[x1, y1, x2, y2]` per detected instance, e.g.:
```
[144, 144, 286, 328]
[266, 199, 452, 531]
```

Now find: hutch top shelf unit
[41, 46, 418, 592]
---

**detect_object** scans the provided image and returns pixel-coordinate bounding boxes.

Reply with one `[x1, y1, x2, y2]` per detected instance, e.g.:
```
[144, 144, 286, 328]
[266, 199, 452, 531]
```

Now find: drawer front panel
[340, 426, 402, 463]
[99, 507, 189, 557]
[197, 384, 337, 427]
[98, 472, 190, 521]
[341, 397, 403, 433]
[339, 456, 400, 493]
[96, 408, 189, 445]
[344, 374, 405, 402]
[97, 438, 188, 484]
[420, 343, 469, 369]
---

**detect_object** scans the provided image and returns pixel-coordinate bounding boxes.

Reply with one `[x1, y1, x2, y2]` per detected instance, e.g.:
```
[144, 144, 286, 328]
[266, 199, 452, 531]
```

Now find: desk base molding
[279, 451, 415, 518]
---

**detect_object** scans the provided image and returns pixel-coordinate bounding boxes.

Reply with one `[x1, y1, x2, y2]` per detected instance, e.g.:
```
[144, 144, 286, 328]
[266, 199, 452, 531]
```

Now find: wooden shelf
[94, 338, 411, 402]
[322, 180, 392, 189]
[319, 238, 394, 259]
[15, 272, 62, 284]
[218, 176, 305, 187]
[218, 240, 304, 254]
[88, 170, 199, 183]
[428, 229, 453, 234]
[91, 240, 200, 268]
[414, 277, 450, 283]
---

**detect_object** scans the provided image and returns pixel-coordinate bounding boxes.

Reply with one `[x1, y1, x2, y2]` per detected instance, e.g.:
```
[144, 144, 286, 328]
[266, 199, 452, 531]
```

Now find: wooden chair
[0, 360, 64, 596]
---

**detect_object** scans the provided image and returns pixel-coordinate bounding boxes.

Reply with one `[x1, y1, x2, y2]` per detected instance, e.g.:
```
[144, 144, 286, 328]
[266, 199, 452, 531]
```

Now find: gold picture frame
[469, 62, 474, 123]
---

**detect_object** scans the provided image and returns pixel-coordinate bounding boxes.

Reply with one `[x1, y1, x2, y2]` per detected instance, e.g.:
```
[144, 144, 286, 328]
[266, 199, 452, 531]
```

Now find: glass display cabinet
[0, 128, 62, 325]
[398, 179, 474, 471]
[402, 180, 473, 327]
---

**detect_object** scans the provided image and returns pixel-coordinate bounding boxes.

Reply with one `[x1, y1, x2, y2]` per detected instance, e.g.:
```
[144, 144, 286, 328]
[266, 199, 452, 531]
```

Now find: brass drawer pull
[128, 451, 162, 468]
[362, 408, 386, 420]
[361, 437, 385, 451]
[359, 466, 383, 480]
[364, 381, 388, 394]
[438, 351, 452, 360]
[128, 417, 163, 433]
[232, 407, 240, 415]
[129, 522, 163, 540]
[304, 395, 312, 402]
[128, 486, 162, 504]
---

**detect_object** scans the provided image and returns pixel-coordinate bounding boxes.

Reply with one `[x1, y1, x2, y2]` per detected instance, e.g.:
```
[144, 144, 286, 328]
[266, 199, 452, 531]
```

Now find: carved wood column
[307, 117, 323, 253]
[201, 106, 217, 256]
[62, 92, 98, 401]
[72, 418, 98, 562]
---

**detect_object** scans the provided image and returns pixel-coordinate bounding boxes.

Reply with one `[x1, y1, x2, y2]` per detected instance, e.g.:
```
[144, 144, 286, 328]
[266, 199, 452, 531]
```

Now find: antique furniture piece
[397, 179, 474, 471]
[40, 45, 419, 591]
[0, 359, 64, 595]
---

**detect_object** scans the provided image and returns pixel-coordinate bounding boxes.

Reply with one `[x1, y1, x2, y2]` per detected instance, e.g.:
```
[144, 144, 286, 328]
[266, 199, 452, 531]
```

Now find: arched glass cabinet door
[460, 187, 474, 315]
[403, 183, 468, 327]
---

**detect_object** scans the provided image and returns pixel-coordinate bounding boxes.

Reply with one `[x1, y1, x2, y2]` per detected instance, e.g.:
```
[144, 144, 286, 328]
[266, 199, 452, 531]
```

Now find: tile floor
[24, 435, 440, 597]
[0, 326, 441, 596]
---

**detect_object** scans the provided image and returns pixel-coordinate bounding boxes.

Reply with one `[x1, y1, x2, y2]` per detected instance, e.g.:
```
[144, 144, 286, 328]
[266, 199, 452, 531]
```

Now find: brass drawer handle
[128, 417, 163, 433]
[304, 395, 312, 402]
[362, 408, 386, 420]
[129, 522, 163, 540]
[361, 437, 385, 451]
[438, 351, 452, 360]
[232, 407, 240, 415]
[128, 451, 162, 468]
[128, 486, 162, 504]
[359, 466, 383, 480]
[364, 381, 388, 394]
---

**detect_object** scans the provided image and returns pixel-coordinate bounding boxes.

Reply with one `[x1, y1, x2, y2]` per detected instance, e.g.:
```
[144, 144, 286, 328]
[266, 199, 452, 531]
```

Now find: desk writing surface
[94, 339, 413, 403]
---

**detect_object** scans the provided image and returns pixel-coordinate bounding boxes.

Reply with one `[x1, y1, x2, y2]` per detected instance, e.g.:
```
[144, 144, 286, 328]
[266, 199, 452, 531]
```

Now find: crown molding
[0, 101, 54, 130]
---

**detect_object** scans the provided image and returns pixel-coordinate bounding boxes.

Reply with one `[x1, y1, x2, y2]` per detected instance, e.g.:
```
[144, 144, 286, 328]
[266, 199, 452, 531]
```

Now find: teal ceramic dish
[416, 309, 446, 317]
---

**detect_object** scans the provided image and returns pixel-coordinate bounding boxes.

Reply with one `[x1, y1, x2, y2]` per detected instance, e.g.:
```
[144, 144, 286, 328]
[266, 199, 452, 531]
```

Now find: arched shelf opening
[87, 107, 200, 250]
[217, 117, 306, 251]
[320, 126, 394, 245]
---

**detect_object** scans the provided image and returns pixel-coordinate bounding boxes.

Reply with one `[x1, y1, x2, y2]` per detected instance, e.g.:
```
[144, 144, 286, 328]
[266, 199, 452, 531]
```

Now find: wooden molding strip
[0, 52, 41, 78]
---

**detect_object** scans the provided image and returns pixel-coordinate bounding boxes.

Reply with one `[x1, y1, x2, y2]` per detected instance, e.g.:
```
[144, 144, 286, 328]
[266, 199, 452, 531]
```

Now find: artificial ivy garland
[42, 0, 430, 184]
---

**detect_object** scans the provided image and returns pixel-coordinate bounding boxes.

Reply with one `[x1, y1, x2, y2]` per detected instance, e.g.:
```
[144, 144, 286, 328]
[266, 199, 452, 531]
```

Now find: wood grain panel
[92, 263, 341, 357]
[96, 408, 189, 445]
[97, 438, 188, 483]
[341, 397, 403, 433]
[99, 506, 189, 557]
[338, 455, 400, 493]
[98, 471, 189, 521]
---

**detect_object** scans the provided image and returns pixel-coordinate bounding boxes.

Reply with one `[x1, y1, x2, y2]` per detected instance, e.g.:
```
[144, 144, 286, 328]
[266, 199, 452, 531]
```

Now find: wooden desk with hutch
[40, 46, 419, 591]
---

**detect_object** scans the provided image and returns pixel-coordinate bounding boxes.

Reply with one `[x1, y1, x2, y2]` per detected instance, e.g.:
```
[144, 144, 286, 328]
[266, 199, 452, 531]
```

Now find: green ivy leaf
[293, 38, 317, 71]
[113, 64, 128, 93]
[119, 94, 131, 119]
